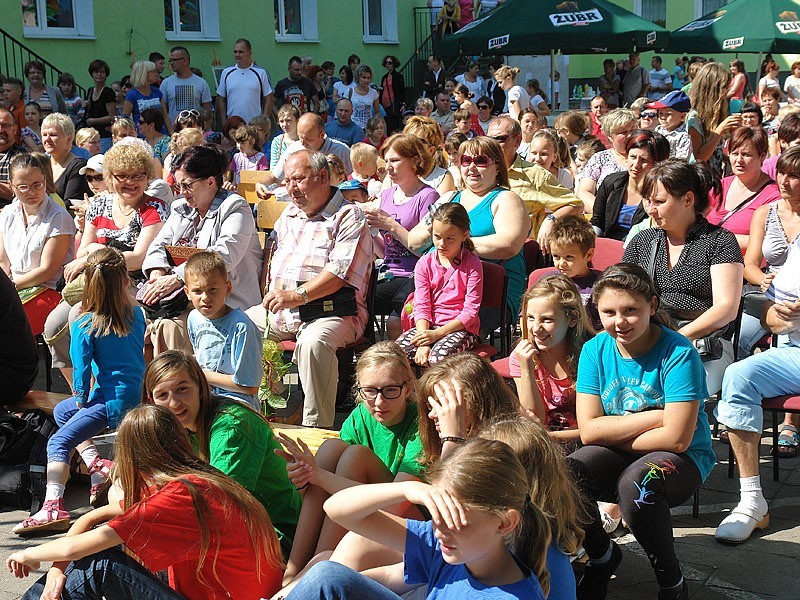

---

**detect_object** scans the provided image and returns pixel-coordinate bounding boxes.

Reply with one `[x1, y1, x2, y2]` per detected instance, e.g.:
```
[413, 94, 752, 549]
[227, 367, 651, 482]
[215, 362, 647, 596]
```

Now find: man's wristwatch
[545, 214, 557, 222]
[294, 286, 309, 305]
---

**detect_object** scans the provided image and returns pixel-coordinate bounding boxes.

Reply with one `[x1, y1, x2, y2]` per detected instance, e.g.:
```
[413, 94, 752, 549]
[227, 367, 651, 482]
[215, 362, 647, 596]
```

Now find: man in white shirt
[648, 56, 672, 101]
[159, 46, 212, 123]
[216, 38, 274, 125]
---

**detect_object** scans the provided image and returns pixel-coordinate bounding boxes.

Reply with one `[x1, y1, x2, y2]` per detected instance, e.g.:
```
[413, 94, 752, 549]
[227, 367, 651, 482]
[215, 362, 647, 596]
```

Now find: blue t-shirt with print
[576, 326, 716, 481]
[125, 87, 164, 133]
[187, 307, 263, 411]
[404, 519, 545, 599]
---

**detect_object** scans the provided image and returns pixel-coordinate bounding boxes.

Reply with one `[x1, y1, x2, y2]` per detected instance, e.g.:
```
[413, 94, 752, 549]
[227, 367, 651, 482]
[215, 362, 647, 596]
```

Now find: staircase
[0, 26, 86, 95]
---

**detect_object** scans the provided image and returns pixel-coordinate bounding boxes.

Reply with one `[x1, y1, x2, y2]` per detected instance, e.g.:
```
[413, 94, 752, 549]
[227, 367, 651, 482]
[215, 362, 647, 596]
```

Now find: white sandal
[715, 504, 769, 544]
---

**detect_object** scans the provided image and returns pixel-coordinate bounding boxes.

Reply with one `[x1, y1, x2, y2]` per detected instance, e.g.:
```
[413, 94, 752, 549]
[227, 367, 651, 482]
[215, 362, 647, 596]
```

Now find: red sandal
[12, 498, 71, 536]
[87, 455, 114, 507]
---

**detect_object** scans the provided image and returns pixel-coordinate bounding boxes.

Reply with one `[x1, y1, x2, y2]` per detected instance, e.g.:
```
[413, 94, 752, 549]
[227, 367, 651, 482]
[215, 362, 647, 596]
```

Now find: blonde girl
[529, 128, 574, 191]
[110, 116, 136, 145]
[396, 203, 483, 366]
[510, 274, 593, 444]
[271, 104, 301, 170]
[75, 127, 101, 156]
[494, 65, 531, 121]
[8, 404, 283, 599]
[517, 107, 543, 160]
[13, 248, 146, 535]
[325, 153, 348, 186]
[482, 416, 587, 600]
[0, 152, 74, 336]
[276, 342, 423, 587]
[568, 263, 714, 599]
[402, 115, 456, 196]
[287, 438, 552, 599]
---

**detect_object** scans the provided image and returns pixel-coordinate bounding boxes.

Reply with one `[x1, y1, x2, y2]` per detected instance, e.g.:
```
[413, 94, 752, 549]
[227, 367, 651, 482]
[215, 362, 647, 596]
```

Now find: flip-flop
[776, 425, 799, 458]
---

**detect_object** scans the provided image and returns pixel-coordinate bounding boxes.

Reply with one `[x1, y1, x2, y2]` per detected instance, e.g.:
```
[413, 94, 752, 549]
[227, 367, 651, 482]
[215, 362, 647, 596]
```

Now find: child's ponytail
[82, 247, 133, 337]
[515, 496, 552, 598]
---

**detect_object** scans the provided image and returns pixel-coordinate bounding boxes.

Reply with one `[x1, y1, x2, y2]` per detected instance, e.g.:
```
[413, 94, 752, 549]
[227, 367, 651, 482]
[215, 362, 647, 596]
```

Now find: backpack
[0, 408, 58, 513]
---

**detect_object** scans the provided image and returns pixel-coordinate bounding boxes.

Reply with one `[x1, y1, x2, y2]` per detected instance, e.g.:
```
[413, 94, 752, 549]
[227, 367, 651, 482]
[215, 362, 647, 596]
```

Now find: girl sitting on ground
[8, 404, 284, 600]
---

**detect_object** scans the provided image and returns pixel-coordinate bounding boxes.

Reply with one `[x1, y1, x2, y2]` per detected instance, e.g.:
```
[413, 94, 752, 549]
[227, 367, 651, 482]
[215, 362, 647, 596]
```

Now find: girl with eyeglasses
[275, 341, 424, 588]
[0, 152, 74, 336]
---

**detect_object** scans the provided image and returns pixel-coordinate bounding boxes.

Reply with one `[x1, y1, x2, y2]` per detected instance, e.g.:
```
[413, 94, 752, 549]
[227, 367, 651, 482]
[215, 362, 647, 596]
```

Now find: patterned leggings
[395, 328, 481, 364]
[567, 446, 701, 589]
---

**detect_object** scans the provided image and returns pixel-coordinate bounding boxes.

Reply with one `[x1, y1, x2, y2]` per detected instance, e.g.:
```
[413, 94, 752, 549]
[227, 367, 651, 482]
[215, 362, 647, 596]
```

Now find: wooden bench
[271, 423, 339, 454]
[3, 390, 70, 414]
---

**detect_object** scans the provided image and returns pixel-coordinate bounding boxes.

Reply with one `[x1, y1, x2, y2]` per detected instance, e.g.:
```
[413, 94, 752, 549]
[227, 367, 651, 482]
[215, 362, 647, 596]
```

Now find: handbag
[297, 284, 357, 323]
[646, 235, 726, 361]
[61, 274, 86, 306]
[135, 281, 189, 320]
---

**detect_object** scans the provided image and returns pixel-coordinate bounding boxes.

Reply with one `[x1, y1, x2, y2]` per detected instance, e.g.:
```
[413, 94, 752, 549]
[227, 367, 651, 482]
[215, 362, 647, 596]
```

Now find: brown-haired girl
[510, 274, 593, 443]
[396, 203, 483, 366]
[13, 248, 145, 535]
[8, 404, 283, 599]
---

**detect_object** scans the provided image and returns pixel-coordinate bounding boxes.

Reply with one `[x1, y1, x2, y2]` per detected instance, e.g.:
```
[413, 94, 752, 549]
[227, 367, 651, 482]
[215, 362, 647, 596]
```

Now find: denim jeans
[99, 137, 113, 153]
[48, 396, 109, 464]
[21, 547, 184, 600]
[286, 561, 403, 600]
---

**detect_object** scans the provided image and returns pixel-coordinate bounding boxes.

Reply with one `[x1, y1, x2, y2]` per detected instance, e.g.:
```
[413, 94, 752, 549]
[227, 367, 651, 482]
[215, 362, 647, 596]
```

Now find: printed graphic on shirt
[282, 84, 308, 113]
[173, 84, 197, 112]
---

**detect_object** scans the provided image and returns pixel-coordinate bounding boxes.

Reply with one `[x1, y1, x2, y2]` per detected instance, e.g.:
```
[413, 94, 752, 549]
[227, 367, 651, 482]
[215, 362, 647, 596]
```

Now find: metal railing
[398, 8, 440, 96]
[0, 26, 86, 96]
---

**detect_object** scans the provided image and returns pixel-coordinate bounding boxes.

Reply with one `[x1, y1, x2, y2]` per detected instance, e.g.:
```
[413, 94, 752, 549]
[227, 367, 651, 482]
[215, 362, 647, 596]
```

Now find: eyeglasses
[555, 127, 570, 134]
[477, 104, 490, 110]
[113, 172, 148, 183]
[0, 121, 15, 129]
[178, 109, 200, 121]
[168, 57, 186, 63]
[356, 383, 406, 400]
[175, 177, 203, 192]
[488, 134, 510, 143]
[640, 112, 657, 119]
[84, 174, 104, 183]
[12, 181, 45, 194]
[460, 154, 495, 168]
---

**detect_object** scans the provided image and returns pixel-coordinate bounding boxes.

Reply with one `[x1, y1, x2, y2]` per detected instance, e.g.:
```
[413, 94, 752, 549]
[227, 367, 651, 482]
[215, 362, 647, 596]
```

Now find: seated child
[444, 132, 468, 190]
[326, 153, 348, 187]
[535, 215, 602, 330]
[574, 137, 606, 191]
[396, 203, 483, 366]
[184, 251, 263, 411]
[449, 108, 477, 140]
[510, 274, 594, 444]
[249, 114, 273, 156]
[649, 90, 693, 160]
[229, 125, 269, 186]
[110, 116, 136, 145]
[350, 142, 382, 197]
[363, 116, 387, 151]
[75, 127, 101, 156]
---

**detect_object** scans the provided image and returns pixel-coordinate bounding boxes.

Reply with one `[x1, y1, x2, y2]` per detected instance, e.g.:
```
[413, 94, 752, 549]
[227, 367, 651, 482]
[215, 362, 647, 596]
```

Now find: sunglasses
[113, 172, 148, 183]
[489, 134, 510, 143]
[640, 112, 657, 119]
[84, 174, 104, 182]
[477, 104, 490, 110]
[178, 109, 200, 121]
[460, 154, 494, 168]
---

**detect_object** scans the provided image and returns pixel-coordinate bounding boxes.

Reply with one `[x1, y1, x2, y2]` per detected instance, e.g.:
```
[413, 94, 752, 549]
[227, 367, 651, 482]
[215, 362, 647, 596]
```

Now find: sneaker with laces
[577, 541, 623, 600]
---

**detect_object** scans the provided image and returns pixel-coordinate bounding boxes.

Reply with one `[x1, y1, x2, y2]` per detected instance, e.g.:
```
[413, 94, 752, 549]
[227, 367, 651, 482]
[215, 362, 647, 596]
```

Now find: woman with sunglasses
[44, 142, 169, 384]
[141, 144, 263, 355]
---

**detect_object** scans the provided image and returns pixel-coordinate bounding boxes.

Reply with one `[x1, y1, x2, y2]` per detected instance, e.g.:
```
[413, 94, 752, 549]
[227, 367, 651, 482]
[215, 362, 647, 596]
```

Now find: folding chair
[591, 237, 625, 271]
[473, 261, 510, 360]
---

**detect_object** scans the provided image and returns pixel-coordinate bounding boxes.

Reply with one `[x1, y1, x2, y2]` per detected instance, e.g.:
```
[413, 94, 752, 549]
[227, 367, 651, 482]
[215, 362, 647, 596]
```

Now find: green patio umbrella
[438, 0, 670, 56]
[669, 0, 800, 53]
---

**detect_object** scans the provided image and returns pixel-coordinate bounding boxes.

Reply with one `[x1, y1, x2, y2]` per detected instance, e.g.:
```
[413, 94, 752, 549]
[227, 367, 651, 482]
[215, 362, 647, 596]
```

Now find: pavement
[1, 368, 798, 599]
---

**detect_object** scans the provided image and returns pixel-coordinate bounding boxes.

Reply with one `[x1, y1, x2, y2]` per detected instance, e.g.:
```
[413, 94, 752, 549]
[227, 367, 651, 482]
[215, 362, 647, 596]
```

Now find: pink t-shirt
[412, 249, 482, 335]
[509, 352, 578, 431]
[707, 176, 780, 236]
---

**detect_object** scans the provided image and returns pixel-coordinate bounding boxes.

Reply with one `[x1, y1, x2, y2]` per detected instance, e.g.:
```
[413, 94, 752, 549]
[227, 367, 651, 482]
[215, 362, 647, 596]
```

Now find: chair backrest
[522, 239, 543, 276]
[481, 261, 510, 355]
[238, 170, 271, 205]
[363, 265, 379, 344]
[527, 267, 558, 290]
[257, 199, 289, 230]
[591, 237, 625, 272]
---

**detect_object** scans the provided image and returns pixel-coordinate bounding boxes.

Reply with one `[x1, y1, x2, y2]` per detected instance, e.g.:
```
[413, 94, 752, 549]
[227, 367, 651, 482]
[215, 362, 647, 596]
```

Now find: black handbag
[297, 284, 357, 323]
[136, 282, 189, 320]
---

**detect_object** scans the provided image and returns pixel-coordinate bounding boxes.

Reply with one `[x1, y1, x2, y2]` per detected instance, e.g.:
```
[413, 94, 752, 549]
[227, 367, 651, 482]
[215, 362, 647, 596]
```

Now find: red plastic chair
[491, 355, 513, 379]
[522, 239, 544, 277]
[591, 238, 625, 272]
[473, 261, 509, 360]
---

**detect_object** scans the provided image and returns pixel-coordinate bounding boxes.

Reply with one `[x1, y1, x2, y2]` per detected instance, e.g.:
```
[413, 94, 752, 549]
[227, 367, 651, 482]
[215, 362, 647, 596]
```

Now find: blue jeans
[715, 346, 800, 433]
[287, 561, 403, 600]
[21, 547, 184, 599]
[99, 137, 113, 153]
[48, 396, 108, 464]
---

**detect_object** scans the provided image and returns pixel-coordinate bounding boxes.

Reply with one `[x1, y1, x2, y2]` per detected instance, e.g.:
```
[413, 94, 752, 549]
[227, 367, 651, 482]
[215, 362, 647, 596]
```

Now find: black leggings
[567, 446, 702, 588]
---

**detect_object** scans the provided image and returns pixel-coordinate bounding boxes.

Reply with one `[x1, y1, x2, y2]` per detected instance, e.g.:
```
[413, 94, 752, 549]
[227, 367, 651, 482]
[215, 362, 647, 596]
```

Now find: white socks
[44, 482, 65, 503]
[80, 445, 107, 486]
[738, 475, 768, 517]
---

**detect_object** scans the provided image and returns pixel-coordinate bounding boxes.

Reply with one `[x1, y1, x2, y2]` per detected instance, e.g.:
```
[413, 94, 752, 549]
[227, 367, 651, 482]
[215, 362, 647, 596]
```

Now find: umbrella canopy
[669, 0, 800, 53]
[438, 0, 669, 56]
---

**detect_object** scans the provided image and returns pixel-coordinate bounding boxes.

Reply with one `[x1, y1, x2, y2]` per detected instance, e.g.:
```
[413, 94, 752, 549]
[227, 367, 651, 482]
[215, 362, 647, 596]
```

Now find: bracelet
[440, 436, 466, 444]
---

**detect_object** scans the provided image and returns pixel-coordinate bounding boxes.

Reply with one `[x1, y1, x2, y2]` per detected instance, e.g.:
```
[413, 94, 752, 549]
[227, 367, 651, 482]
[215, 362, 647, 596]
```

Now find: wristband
[440, 436, 466, 444]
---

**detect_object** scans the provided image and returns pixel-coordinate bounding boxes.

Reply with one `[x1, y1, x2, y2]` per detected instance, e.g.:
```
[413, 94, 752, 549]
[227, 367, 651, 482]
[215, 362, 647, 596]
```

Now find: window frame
[632, 0, 667, 29]
[362, 0, 398, 44]
[22, 0, 95, 40]
[164, 0, 220, 42]
[274, 0, 319, 43]
[694, 0, 728, 19]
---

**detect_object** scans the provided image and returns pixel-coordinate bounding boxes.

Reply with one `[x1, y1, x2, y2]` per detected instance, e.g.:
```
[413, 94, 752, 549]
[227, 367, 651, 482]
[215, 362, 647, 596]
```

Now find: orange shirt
[9, 100, 27, 145]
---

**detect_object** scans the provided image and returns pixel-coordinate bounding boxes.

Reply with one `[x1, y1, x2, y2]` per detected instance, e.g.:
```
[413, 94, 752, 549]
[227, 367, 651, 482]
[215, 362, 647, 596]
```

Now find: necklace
[116, 197, 135, 217]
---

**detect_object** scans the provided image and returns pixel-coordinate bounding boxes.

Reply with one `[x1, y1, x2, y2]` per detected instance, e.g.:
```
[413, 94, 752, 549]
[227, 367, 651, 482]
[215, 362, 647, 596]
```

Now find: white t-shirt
[767, 237, 800, 347]
[649, 68, 672, 100]
[785, 75, 800, 100]
[348, 87, 379, 130]
[216, 64, 273, 123]
[160, 74, 212, 122]
[506, 85, 531, 117]
[334, 80, 356, 100]
[455, 74, 486, 101]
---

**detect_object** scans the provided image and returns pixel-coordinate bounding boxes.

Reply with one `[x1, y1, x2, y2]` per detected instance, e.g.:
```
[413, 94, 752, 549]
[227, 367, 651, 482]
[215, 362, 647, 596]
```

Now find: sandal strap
[87, 456, 113, 477]
[778, 426, 800, 446]
[730, 505, 768, 522]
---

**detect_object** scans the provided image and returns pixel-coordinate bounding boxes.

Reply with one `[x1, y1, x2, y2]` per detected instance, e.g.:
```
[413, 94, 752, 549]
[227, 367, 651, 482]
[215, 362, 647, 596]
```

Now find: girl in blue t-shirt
[13, 248, 146, 535]
[286, 438, 551, 600]
[568, 263, 714, 600]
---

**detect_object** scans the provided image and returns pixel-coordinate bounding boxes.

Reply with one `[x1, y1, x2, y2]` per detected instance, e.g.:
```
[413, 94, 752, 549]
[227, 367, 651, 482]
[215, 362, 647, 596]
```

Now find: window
[164, 0, 220, 40]
[274, 0, 318, 42]
[22, 0, 95, 39]
[695, 0, 728, 18]
[363, 0, 398, 43]
[633, 0, 666, 28]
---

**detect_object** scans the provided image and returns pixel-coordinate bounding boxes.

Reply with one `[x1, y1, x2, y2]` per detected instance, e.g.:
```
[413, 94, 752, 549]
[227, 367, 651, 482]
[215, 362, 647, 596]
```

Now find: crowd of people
[1, 37, 799, 600]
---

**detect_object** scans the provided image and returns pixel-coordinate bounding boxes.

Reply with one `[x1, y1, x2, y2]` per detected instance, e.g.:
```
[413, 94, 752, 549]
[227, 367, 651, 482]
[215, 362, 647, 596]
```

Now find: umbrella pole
[756, 51, 763, 99]
[550, 50, 556, 112]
